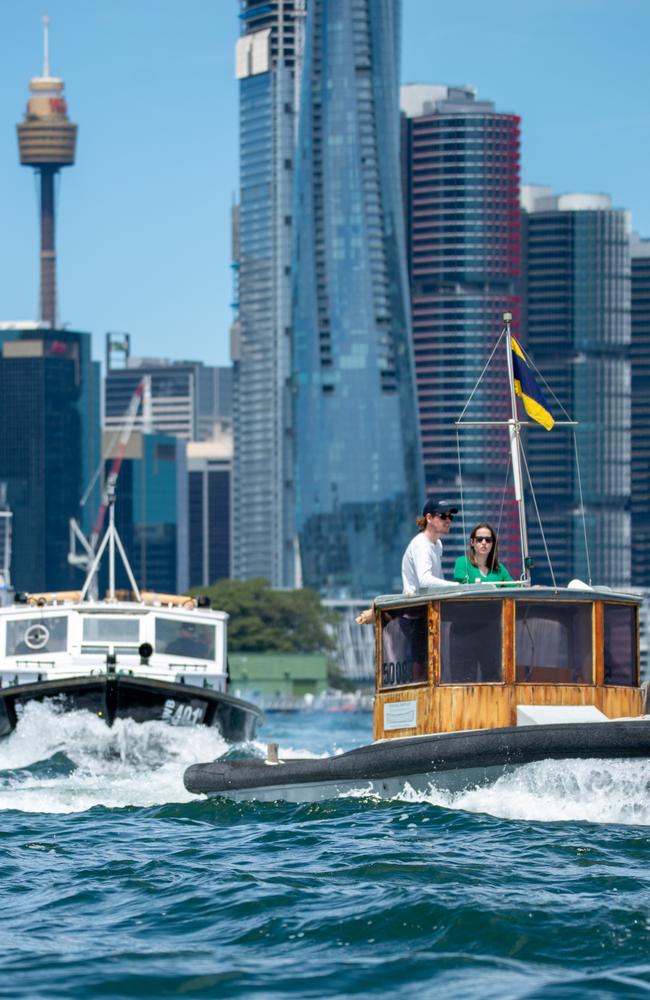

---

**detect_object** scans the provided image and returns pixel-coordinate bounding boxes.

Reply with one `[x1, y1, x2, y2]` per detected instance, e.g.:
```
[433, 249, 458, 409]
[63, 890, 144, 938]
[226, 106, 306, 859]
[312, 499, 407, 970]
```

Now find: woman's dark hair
[415, 515, 427, 531]
[468, 522, 500, 572]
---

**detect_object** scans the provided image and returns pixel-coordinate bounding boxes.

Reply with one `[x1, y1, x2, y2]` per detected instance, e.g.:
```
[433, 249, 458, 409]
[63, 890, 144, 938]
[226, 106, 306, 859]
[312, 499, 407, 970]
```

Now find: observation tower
[16, 16, 77, 328]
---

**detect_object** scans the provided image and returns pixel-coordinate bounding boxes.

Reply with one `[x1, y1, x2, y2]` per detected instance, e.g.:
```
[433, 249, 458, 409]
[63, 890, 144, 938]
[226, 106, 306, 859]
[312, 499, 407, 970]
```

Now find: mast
[503, 312, 531, 583]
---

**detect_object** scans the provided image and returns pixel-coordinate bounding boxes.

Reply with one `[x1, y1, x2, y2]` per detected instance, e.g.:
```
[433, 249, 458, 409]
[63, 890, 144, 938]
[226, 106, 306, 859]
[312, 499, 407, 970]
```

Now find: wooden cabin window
[440, 600, 502, 684]
[515, 602, 592, 684]
[380, 606, 428, 688]
[603, 604, 637, 687]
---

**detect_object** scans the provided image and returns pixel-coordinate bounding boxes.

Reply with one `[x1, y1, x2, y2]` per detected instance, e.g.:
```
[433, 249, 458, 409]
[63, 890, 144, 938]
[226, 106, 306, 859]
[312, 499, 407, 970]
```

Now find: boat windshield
[515, 602, 592, 684]
[6, 616, 68, 656]
[155, 618, 215, 660]
[82, 617, 141, 644]
[440, 600, 502, 683]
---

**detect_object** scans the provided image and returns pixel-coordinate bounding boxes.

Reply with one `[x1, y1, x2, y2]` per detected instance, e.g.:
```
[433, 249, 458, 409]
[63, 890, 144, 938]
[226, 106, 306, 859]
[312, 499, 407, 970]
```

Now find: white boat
[0, 490, 262, 741]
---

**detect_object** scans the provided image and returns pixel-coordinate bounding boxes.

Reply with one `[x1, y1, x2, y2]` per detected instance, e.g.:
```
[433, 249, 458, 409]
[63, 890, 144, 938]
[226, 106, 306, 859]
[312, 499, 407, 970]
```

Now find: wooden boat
[183, 315, 649, 800]
[0, 490, 262, 742]
[184, 582, 649, 801]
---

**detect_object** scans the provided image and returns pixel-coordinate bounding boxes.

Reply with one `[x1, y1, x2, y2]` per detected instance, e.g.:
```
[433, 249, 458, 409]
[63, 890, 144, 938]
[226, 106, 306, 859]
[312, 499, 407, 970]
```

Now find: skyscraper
[16, 18, 77, 328]
[103, 430, 187, 595]
[631, 232, 650, 588]
[521, 188, 631, 587]
[400, 85, 522, 574]
[292, 0, 423, 598]
[232, 0, 305, 587]
[0, 324, 100, 592]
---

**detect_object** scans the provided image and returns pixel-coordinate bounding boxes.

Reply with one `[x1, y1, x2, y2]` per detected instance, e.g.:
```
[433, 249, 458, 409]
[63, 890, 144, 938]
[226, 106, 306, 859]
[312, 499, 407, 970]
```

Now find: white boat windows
[82, 618, 140, 644]
[6, 616, 68, 656]
[516, 602, 592, 684]
[155, 618, 215, 660]
[380, 606, 428, 687]
[603, 604, 638, 687]
[440, 601, 502, 684]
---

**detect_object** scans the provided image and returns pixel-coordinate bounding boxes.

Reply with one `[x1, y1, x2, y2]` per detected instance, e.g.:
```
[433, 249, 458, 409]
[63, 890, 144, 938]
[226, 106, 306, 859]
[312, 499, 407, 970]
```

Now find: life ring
[24, 623, 50, 650]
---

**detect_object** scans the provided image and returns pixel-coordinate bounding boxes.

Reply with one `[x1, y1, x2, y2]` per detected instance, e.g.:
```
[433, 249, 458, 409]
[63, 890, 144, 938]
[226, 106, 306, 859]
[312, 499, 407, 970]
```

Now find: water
[1, 703, 650, 998]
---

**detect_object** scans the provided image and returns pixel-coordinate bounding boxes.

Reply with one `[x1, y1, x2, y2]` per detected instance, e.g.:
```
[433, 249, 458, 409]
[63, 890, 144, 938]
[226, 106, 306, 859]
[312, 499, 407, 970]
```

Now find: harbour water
[1, 704, 650, 998]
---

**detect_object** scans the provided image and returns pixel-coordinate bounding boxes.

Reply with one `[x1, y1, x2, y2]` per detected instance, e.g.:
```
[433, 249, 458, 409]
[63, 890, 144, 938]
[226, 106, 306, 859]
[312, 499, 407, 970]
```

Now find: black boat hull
[183, 720, 650, 802]
[0, 674, 263, 742]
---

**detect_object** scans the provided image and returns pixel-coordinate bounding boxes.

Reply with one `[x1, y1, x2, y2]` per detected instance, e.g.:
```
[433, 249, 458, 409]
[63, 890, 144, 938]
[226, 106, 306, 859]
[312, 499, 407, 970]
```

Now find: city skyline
[0, 1, 648, 367]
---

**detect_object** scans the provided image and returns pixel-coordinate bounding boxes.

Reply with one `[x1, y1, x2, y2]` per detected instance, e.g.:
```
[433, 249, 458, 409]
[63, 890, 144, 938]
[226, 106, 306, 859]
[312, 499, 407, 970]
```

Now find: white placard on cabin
[384, 700, 417, 731]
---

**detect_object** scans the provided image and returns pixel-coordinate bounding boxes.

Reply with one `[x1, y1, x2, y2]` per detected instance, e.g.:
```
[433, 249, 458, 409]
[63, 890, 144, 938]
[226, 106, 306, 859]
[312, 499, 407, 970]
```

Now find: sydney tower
[16, 17, 77, 328]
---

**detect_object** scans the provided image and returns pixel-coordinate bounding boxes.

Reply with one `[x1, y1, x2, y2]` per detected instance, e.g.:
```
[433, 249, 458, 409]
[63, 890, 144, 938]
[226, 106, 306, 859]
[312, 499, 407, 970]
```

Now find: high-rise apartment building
[631, 233, 650, 587]
[232, 0, 305, 587]
[521, 188, 631, 587]
[0, 324, 100, 591]
[400, 85, 522, 575]
[292, 0, 423, 598]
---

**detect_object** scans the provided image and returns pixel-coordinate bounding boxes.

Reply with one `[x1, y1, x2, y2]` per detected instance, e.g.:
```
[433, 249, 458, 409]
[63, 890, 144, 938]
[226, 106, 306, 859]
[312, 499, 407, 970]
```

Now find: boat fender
[266, 743, 280, 765]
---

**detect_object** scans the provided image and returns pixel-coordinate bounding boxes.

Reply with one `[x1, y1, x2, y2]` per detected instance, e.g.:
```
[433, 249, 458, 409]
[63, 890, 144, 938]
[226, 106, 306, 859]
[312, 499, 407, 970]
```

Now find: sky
[0, 1, 648, 368]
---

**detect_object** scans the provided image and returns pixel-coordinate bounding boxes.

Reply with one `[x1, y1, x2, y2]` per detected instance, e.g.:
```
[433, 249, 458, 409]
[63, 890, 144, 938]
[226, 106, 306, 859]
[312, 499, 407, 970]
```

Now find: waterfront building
[103, 430, 188, 594]
[232, 0, 305, 588]
[0, 324, 100, 591]
[521, 188, 631, 588]
[105, 334, 232, 442]
[631, 233, 650, 587]
[187, 431, 232, 588]
[400, 84, 522, 575]
[292, 0, 423, 598]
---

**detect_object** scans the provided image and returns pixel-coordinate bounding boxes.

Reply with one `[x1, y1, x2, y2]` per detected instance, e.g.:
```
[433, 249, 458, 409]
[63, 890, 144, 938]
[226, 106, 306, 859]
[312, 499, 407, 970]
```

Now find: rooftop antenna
[42, 14, 50, 76]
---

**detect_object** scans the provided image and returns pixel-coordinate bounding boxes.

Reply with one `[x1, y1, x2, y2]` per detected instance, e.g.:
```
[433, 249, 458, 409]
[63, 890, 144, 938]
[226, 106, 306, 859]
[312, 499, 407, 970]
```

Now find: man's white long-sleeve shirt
[401, 531, 448, 594]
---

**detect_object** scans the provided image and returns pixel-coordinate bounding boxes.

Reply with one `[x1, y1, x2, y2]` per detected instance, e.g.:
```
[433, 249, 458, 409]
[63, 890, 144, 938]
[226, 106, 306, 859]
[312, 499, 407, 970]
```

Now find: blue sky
[0, 1, 647, 367]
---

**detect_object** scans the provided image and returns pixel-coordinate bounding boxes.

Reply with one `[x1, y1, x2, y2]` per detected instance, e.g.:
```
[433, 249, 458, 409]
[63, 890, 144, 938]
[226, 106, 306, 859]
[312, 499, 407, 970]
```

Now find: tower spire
[42, 14, 50, 77]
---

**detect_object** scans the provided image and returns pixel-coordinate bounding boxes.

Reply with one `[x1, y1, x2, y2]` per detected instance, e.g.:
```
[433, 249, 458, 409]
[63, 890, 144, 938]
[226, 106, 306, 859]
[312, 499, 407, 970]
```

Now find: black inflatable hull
[0, 674, 263, 742]
[184, 720, 650, 802]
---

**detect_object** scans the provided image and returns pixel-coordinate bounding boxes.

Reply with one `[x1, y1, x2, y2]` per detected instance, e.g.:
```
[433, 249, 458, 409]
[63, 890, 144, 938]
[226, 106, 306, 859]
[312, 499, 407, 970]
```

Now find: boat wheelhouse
[373, 584, 643, 740]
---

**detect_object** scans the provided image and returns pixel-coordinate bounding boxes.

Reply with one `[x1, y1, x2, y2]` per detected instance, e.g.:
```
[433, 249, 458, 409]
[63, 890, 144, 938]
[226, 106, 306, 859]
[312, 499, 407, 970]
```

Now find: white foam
[0, 701, 231, 814]
[395, 758, 650, 826]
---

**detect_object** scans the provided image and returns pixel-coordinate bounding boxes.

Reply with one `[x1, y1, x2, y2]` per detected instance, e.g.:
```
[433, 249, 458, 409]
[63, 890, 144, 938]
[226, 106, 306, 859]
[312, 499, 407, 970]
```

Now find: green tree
[189, 578, 336, 654]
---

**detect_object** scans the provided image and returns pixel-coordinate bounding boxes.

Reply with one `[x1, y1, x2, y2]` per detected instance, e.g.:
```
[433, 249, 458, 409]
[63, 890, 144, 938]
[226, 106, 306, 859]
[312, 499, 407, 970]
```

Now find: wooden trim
[503, 599, 515, 687]
[594, 601, 604, 687]
[429, 602, 440, 686]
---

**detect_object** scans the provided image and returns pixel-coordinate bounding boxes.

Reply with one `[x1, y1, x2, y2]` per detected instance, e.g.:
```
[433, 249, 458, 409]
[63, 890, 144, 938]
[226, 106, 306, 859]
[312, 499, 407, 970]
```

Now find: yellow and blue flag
[511, 336, 554, 430]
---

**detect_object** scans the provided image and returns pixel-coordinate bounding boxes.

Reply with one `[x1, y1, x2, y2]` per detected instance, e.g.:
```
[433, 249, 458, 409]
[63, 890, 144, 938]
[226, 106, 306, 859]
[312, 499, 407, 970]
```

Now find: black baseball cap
[422, 498, 459, 517]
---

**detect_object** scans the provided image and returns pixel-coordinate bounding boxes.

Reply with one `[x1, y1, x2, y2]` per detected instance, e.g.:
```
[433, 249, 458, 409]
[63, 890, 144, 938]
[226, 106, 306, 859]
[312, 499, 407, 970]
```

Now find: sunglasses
[473, 536, 493, 544]
[435, 512, 454, 521]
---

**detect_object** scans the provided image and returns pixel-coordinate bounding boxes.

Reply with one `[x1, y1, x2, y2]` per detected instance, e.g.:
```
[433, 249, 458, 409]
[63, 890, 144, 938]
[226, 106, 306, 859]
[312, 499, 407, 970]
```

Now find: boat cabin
[373, 585, 644, 740]
[0, 592, 228, 693]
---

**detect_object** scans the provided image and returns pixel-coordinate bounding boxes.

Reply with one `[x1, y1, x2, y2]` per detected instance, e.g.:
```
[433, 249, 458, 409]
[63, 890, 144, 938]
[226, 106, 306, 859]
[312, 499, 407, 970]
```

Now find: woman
[453, 523, 513, 584]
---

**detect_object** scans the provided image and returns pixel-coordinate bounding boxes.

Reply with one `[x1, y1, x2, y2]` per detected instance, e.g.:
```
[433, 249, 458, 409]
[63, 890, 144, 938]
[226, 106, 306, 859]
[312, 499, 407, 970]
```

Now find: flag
[511, 336, 554, 430]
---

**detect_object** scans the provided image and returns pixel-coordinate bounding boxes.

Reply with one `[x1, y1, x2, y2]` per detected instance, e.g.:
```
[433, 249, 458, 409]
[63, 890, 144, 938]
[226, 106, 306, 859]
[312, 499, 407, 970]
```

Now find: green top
[453, 555, 514, 585]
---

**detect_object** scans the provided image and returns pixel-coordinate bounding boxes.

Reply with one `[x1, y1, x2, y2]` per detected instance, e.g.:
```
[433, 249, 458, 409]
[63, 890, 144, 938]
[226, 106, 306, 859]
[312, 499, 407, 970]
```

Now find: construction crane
[68, 375, 152, 576]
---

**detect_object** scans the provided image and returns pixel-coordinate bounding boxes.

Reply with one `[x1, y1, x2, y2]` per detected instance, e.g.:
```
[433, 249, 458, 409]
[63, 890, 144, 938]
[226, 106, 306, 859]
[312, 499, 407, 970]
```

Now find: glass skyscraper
[521, 188, 631, 588]
[292, 0, 423, 598]
[631, 233, 650, 588]
[400, 85, 522, 576]
[0, 324, 100, 591]
[232, 0, 305, 588]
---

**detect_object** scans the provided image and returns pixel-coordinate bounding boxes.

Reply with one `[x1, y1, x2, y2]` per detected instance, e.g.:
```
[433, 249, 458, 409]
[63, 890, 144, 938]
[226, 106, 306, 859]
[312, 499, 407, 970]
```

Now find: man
[401, 498, 458, 594]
